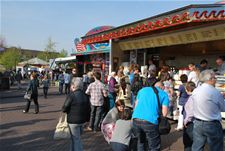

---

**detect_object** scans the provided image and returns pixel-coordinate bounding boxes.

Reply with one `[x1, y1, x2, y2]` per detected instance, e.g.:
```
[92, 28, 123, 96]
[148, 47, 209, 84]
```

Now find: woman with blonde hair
[188, 63, 200, 87]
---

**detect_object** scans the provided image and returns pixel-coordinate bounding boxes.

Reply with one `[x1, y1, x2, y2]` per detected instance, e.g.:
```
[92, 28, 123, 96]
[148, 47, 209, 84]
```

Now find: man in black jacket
[62, 77, 90, 151]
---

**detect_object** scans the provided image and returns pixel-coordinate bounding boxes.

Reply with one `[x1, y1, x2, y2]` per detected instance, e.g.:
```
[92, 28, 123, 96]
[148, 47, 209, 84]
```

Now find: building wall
[111, 41, 123, 71]
[160, 40, 225, 69]
[165, 54, 220, 69]
[113, 39, 225, 70]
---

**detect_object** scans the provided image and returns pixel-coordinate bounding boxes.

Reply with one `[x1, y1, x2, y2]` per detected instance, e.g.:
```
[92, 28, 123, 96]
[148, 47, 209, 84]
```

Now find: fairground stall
[72, 26, 113, 81]
[79, 3, 225, 120]
[81, 4, 224, 72]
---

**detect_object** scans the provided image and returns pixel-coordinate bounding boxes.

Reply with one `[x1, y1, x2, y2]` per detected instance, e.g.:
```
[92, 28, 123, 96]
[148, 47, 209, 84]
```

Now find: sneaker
[22, 110, 27, 113]
[86, 127, 93, 131]
[34, 111, 39, 114]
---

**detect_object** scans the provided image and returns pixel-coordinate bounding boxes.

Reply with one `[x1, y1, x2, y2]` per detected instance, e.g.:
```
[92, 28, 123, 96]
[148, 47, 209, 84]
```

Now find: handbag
[152, 86, 171, 135]
[101, 123, 115, 144]
[24, 91, 31, 100]
[53, 113, 71, 140]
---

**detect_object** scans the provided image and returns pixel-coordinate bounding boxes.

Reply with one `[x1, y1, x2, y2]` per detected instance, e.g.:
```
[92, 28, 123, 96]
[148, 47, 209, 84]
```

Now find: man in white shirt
[192, 70, 225, 151]
[188, 63, 200, 87]
[148, 59, 156, 78]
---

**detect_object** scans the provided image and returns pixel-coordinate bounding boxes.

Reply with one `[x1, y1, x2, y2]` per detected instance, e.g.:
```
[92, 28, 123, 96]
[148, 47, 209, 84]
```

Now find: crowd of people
[20, 55, 225, 151]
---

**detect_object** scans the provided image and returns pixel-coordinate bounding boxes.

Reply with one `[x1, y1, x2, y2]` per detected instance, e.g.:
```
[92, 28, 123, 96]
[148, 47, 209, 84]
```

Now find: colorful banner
[74, 42, 110, 55]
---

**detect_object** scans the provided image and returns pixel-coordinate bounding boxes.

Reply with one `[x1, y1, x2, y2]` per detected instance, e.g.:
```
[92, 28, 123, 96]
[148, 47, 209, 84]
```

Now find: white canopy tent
[49, 56, 76, 70]
[55, 56, 76, 63]
[18, 57, 48, 66]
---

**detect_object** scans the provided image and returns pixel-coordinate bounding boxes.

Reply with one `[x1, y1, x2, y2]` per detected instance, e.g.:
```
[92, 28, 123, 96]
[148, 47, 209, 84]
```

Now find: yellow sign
[119, 24, 225, 50]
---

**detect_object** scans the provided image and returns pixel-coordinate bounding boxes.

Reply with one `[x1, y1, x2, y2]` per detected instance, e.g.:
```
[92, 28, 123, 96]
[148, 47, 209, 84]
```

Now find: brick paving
[0, 82, 224, 151]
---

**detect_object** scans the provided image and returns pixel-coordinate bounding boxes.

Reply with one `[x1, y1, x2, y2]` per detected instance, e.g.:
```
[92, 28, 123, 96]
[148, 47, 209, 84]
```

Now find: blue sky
[1, 0, 219, 54]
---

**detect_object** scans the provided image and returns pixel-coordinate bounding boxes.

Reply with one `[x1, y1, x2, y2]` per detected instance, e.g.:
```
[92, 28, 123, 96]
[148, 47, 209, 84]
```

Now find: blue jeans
[131, 93, 136, 108]
[132, 119, 160, 151]
[111, 142, 129, 151]
[68, 123, 83, 151]
[59, 83, 64, 94]
[192, 119, 223, 151]
[109, 93, 116, 110]
[89, 105, 103, 131]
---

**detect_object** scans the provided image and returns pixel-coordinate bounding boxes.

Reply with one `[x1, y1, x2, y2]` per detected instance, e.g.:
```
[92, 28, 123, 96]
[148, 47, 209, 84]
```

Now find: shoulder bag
[24, 91, 32, 100]
[152, 86, 171, 135]
[53, 113, 71, 140]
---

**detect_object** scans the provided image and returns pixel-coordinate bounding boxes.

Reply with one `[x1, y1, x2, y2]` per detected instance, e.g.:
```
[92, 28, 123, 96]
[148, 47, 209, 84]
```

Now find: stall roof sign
[81, 4, 225, 45]
[73, 42, 110, 55]
[72, 48, 109, 56]
[118, 23, 225, 50]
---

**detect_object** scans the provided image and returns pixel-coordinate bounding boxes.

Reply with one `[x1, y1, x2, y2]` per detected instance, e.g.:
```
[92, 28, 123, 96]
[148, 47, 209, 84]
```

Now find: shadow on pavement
[0, 105, 25, 112]
[161, 130, 182, 150]
[0, 104, 48, 112]
[0, 119, 54, 130]
[0, 96, 26, 104]
[0, 129, 112, 151]
[39, 109, 62, 114]
[0, 129, 70, 151]
[81, 131, 112, 151]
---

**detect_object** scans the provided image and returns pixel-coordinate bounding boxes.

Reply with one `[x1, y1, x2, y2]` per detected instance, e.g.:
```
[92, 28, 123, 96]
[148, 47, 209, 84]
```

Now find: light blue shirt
[64, 73, 70, 84]
[132, 87, 169, 125]
[192, 83, 225, 121]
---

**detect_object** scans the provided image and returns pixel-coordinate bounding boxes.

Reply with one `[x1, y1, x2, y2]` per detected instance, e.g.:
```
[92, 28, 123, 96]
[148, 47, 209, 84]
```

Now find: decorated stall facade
[71, 26, 113, 80]
[80, 4, 225, 71]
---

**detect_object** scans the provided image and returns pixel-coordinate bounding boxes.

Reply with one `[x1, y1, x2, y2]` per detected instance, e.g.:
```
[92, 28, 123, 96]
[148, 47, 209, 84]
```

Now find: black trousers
[65, 83, 70, 94]
[24, 95, 39, 113]
[43, 87, 48, 98]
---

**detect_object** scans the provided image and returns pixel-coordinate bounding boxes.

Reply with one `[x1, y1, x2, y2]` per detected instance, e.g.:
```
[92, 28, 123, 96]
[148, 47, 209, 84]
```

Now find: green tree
[37, 51, 47, 61]
[21, 51, 33, 61]
[38, 37, 58, 61]
[58, 49, 68, 57]
[0, 47, 21, 69]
